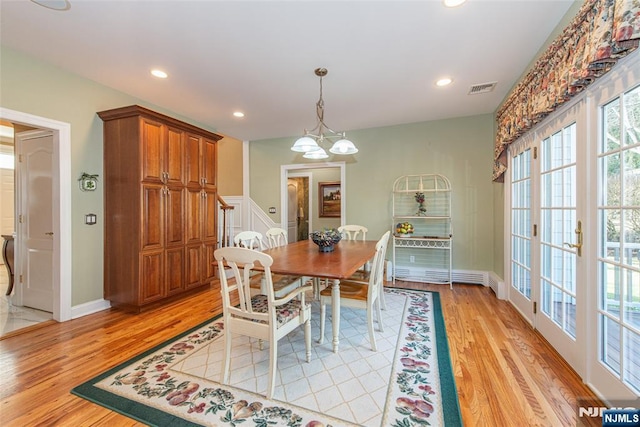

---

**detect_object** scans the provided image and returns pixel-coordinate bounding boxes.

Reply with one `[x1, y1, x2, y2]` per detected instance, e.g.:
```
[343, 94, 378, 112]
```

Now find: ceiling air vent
[468, 81, 497, 95]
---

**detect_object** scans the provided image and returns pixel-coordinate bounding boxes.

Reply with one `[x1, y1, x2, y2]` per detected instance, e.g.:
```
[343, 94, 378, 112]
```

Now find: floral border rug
[72, 289, 462, 426]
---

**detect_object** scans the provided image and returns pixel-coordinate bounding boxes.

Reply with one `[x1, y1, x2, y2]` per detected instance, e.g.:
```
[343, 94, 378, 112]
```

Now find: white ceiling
[0, 0, 575, 142]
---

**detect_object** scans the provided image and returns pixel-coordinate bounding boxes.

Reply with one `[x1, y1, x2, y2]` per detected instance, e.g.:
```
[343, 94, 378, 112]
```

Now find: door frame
[0, 107, 72, 322]
[280, 162, 345, 233]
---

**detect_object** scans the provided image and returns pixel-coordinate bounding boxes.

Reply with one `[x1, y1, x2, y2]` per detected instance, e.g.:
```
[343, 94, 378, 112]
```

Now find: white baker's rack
[391, 174, 452, 288]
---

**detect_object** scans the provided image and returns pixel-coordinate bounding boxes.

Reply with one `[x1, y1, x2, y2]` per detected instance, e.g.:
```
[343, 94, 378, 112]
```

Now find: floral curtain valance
[493, 0, 640, 182]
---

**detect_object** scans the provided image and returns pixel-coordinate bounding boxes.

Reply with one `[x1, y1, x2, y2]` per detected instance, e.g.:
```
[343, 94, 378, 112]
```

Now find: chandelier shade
[329, 138, 358, 155]
[291, 67, 358, 157]
[291, 136, 319, 152]
[302, 146, 329, 159]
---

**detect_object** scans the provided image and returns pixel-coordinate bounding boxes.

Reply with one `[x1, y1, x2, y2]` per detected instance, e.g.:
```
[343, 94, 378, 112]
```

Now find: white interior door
[16, 130, 54, 312]
[287, 180, 298, 242]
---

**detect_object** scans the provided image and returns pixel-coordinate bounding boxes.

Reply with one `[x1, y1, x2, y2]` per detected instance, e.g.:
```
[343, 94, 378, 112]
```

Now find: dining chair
[233, 230, 265, 250]
[337, 224, 386, 309]
[338, 224, 368, 241]
[319, 230, 391, 351]
[234, 230, 303, 298]
[265, 227, 289, 248]
[215, 246, 312, 399]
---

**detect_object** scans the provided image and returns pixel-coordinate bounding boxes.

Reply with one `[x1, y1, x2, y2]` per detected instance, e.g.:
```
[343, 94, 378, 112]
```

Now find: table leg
[331, 279, 340, 353]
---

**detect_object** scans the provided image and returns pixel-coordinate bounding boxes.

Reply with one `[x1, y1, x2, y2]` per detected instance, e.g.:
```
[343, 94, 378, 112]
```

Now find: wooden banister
[217, 194, 235, 248]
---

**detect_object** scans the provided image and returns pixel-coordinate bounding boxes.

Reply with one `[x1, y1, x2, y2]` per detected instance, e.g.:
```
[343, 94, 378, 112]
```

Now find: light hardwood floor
[0, 281, 601, 426]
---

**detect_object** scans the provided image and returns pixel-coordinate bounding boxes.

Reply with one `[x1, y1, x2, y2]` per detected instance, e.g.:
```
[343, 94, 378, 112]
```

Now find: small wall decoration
[319, 181, 341, 218]
[79, 172, 99, 192]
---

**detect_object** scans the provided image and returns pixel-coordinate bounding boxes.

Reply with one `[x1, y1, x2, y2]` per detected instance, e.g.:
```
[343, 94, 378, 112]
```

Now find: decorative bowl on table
[310, 228, 342, 252]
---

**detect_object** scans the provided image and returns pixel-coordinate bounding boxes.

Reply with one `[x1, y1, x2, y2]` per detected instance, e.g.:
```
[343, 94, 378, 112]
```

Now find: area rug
[72, 288, 462, 426]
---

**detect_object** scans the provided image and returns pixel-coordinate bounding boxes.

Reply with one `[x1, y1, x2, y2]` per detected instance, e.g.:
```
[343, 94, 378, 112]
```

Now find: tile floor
[0, 264, 53, 337]
[172, 291, 409, 426]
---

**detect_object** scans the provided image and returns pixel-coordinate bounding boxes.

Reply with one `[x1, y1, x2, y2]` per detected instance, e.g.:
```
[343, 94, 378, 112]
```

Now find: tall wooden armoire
[98, 105, 222, 312]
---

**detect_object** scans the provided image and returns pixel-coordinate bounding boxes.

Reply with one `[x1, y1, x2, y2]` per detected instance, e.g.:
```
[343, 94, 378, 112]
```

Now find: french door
[589, 80, 640, 400]
[509, 103, 585, 372]
[508, 52, 640, 402]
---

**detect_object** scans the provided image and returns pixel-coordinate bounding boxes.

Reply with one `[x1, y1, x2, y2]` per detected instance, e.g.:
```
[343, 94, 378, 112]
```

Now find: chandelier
[291, 68, 358, 159]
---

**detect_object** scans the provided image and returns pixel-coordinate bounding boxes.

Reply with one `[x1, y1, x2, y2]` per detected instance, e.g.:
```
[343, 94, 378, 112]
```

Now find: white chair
[215, 246, 312, 399]
[266, 227, 311, 293]
[233, 230, 265, 250]
[319, 231, 391, 351]
[338, 224, 368, 241]
[235, 230, 303, 298]
[265, 227, 289, 248]
[338, 224, 386, 309]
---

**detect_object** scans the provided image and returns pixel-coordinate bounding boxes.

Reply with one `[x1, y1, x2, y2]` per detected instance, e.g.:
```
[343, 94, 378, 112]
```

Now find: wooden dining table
[261, 238, 377, 353]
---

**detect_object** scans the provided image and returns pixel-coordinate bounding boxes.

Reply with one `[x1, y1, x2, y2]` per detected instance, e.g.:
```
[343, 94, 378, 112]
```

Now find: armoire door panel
[202, 137, 217, 189]
[165, 186, 185, 247]
[140, 250, 165, 303]
[185, 133, 201, 188]
[166, 126, 185, 186]
[202, 241, 217, 284]
[141, 118, 164, 183]
[185, 188, 202, 243]
[166, 247, 185, 295]
[141, 184, 164, 251]
[185, 244, 202, 289]
[202, 189, 217, 241]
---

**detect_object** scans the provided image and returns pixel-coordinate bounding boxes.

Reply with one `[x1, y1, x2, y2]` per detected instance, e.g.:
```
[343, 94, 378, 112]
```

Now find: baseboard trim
[71, 299, 111, 319]
[391, 264, 507, 299]
[488, 271, 506, 300]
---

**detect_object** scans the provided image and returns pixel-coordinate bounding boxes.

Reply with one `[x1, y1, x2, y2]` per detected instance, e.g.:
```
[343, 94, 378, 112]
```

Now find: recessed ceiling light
[151, 69, 168, 79]
[436, 78, 453, 87]
[443, 0, 467, 7]
[233, 112, 245, 118]
[30, 0, 70, 11]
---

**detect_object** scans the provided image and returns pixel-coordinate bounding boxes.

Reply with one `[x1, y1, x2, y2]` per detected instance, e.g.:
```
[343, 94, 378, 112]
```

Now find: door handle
[45, 232, 54, 236]
[563, 220, 582, 257]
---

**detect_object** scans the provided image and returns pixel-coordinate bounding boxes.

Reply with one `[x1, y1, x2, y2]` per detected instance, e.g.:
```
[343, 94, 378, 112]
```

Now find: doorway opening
[0, 107, 72, 326]
[280, 162, 345, 238]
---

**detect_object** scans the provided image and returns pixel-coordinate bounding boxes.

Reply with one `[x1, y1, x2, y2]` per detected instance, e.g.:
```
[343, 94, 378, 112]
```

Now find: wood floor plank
[0, 281, 601, 426]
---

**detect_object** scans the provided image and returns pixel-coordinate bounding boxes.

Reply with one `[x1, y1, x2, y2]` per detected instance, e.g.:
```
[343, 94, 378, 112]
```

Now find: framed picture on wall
[319, 181, 341, 217]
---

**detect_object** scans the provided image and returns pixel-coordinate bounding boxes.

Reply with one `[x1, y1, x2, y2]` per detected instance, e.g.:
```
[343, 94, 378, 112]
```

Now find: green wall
[0, 46, 242, 306]
[250, 114, 495, 272]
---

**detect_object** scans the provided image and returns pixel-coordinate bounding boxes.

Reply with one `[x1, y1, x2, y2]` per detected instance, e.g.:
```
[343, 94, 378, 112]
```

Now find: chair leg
[376, 298, 384, 333]
[313, 277, 321, 300]
[221, 330, 232, 384]
[379, 284, 387, 310]
[267, 338, 277, 399]
[367, 306, 377, 352]
[319, 300, 326, 344]
[304, 319, 311, 362]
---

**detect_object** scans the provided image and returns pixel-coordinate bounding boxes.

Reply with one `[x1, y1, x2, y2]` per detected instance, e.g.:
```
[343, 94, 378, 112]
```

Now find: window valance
[493, 0, 639, 182]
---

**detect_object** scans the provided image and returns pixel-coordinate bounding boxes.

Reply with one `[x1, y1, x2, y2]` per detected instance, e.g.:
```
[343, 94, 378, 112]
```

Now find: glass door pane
[511, 149, 532, 303]
[598, 85, 640, 394]
[540, 123, 578, 339]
